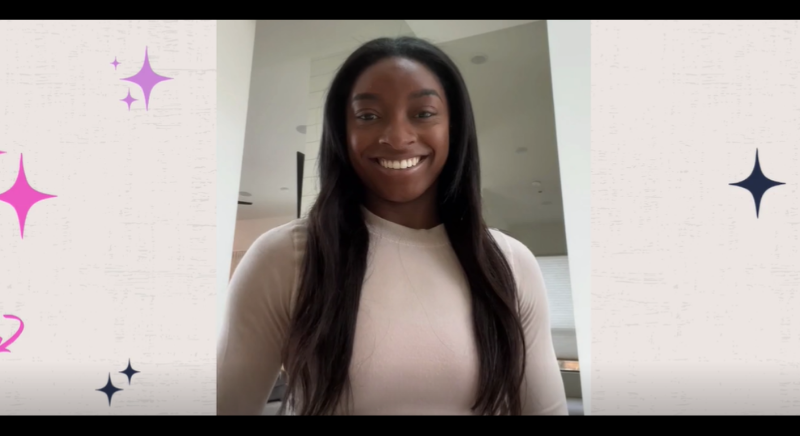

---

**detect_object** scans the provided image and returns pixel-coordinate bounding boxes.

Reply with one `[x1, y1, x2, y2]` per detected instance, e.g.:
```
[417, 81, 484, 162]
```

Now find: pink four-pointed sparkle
[0, 154, 56, 239]
[120, 47, 172, 111]
[111, 57, 120, 70]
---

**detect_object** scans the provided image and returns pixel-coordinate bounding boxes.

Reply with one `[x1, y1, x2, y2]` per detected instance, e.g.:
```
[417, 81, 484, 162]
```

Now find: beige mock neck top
[217, 208, 568, 415]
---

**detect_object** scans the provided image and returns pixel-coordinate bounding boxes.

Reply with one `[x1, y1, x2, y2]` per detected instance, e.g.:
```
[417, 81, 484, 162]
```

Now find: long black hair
[280, 36, 526, 415]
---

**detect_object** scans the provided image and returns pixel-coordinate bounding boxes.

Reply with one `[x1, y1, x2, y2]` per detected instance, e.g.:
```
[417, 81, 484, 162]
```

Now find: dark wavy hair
[280, 36, 526, 415]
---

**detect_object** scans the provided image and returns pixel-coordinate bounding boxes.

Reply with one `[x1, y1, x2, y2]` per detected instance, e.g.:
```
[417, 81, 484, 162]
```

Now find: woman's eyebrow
[352, 89, 441, 102]
[409, 89, 441, 100]
[352, 92, 379, 102]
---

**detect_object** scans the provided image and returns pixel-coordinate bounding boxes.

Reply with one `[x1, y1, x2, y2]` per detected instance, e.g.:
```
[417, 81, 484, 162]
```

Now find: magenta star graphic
[121, 89, 137, 111]
[120, 47, 171, 111]
[0, 154, 57, 239]
[111, 57, 120, 70]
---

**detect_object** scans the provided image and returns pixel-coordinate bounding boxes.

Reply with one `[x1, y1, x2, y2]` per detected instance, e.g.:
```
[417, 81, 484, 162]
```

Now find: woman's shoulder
[487, 228, 546, 293]
[228, 218, 309, 315]
[487, 228, 538, 267]
[247, 217, 309, 258]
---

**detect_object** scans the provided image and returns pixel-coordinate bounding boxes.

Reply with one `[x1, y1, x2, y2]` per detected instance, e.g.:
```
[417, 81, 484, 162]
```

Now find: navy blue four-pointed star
[730, 149, 785, 218]
[120, 359, 140, 385]
[96, 373, 122, 406]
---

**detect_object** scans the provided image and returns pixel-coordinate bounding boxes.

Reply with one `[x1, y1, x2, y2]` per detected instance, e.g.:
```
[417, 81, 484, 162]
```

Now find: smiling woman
[346, 57, 450, 227]
[217, 36, 568, 416]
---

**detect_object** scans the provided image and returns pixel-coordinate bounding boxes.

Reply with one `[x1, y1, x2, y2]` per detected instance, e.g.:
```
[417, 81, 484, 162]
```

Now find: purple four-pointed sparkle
[0, 154, 57, 239]
[120, 47, 171, 111]
[111, 57, 120, 70]
[121, 89, 137, 111]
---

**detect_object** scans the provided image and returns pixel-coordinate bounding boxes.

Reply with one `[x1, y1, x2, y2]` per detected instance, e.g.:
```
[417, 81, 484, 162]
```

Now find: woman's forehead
[351, 57, 444, 96]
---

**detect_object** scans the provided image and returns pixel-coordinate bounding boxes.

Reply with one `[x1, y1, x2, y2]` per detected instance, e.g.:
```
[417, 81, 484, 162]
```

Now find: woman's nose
[379, 118, 416, 149]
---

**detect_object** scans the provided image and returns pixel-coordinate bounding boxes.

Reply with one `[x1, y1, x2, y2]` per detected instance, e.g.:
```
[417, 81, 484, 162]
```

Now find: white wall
[217, 20, 257, 336]
[299, 51, 354, 217]
[546, 20, 591, 414]
[239, 22, 312, 220]
[506, 222, 568, 256]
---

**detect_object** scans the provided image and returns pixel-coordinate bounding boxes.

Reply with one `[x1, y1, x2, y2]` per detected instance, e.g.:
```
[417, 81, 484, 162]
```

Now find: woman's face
[346, 57, 450, 204]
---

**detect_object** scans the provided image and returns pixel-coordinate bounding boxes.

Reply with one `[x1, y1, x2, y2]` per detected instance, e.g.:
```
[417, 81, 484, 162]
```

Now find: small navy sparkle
[730, 149, 785, 218]
[120, 359, 140, 384]
[96, 373, 123, 406]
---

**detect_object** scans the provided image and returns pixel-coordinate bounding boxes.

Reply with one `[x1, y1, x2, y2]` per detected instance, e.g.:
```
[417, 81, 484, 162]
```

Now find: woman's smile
[372, 155, 430, 176]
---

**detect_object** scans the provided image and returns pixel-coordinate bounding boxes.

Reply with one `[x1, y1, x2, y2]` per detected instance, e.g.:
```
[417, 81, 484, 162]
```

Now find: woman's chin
[377, 189, 427, 205]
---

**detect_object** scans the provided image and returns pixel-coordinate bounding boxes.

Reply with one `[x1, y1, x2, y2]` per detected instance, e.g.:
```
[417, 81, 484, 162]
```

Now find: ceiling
[405, 20, 539, 44]
[236, 20, 563, 228]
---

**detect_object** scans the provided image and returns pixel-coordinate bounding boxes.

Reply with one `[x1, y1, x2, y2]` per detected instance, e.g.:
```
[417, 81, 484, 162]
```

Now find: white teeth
[380, 157, 423, 170]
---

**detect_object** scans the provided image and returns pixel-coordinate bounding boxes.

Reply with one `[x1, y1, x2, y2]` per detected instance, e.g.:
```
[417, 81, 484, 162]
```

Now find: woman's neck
[363, 186, 440, 230]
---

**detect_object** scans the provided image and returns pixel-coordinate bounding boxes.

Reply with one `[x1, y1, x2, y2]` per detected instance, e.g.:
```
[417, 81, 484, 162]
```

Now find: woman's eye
[357, 114, 377, 121]
[417, 112, 434, 118]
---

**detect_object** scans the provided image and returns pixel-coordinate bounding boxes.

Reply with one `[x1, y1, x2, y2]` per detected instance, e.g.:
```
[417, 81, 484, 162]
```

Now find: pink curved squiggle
[0, 315, 24, 352]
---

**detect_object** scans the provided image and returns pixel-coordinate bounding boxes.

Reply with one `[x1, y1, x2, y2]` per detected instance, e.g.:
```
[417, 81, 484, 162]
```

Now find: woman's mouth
[376, 156, 427, 170]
